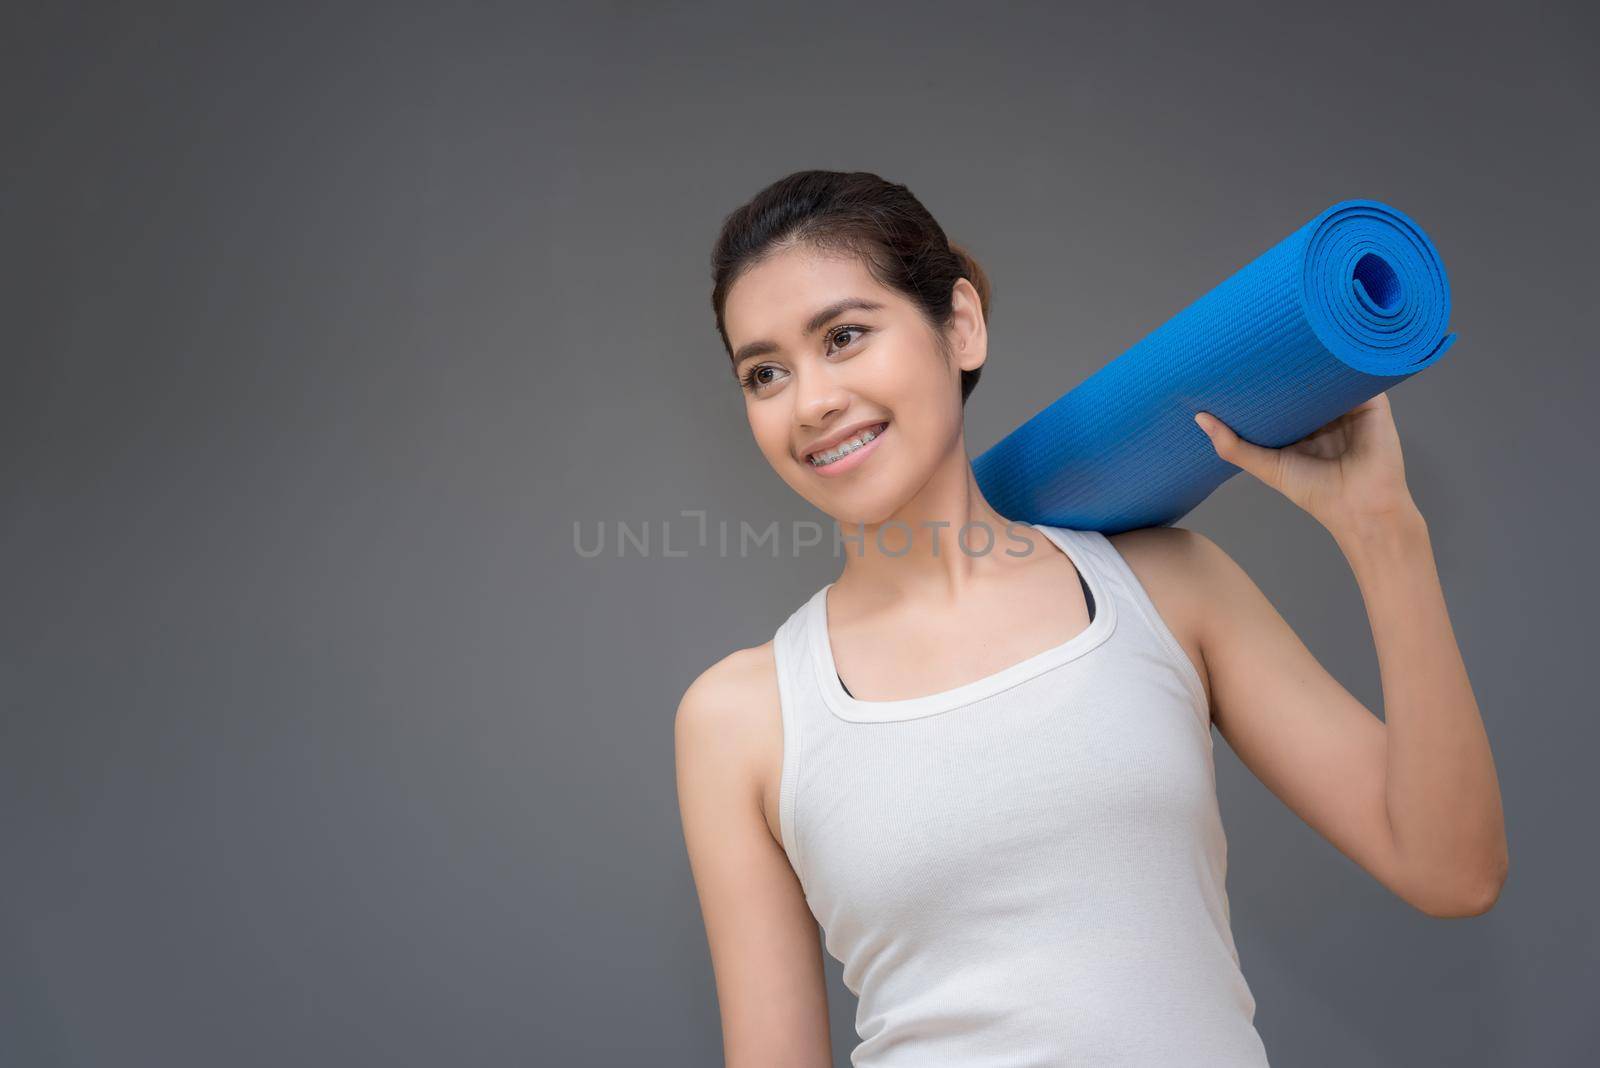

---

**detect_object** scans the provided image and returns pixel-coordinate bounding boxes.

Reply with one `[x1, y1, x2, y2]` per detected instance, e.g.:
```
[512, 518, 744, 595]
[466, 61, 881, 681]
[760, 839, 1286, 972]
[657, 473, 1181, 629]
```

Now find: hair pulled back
[710, 170, 991, 405]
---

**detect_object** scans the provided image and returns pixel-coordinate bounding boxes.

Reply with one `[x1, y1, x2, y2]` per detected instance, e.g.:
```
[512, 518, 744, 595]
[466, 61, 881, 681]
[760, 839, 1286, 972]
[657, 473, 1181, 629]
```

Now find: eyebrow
[730, 297, 886, 368]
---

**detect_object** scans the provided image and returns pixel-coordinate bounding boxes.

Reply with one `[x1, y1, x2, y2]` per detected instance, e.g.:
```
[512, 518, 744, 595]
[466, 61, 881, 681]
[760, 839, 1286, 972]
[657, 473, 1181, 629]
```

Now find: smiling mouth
[807, 422, 889, 467]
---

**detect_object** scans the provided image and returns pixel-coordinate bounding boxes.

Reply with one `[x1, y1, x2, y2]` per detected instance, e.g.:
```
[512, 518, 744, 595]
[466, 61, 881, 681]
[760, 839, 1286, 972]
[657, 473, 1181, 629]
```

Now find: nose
[794, 362, 849, 427]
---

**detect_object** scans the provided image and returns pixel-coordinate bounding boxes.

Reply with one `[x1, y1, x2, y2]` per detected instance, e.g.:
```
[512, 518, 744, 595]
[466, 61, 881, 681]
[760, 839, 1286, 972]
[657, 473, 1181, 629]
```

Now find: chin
[825, 494, 909, 530]
[786, 459, 913, 529]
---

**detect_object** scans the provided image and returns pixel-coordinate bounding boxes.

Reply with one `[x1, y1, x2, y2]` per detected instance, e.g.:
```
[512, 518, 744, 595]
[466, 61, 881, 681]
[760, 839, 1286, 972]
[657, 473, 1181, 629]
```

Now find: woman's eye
[742, 326, 868, 394]
[827, 325, 866, 353]
[744, 364, 786, 392]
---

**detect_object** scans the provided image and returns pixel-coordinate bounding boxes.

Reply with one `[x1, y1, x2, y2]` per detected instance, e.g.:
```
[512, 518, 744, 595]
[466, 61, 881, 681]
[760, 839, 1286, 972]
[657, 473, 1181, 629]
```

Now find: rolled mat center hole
[1353, 252, 1401, 311]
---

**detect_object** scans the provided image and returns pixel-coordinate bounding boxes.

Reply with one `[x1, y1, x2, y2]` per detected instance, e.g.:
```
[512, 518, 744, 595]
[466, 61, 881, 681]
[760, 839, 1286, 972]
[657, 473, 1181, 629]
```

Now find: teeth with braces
[809, 425, 881, 467]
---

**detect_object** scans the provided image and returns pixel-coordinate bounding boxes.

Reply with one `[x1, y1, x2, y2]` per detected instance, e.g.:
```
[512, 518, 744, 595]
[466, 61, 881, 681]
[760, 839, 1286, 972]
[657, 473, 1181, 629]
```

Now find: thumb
[1194, 412, 1281, 486]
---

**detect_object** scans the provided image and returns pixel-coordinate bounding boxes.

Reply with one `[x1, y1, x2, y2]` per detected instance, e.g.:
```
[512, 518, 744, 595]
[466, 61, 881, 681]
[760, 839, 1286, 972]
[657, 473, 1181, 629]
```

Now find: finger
[1349, 393, 1389, 417]
[1194, 412, 1282, 486]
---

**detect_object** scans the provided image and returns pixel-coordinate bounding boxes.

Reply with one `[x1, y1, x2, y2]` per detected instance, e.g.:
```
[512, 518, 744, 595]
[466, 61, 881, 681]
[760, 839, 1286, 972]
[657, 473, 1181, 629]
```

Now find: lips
[807, 421, 887, 465]
[805, 421, 889, 476]
[802, 418, 890, 462]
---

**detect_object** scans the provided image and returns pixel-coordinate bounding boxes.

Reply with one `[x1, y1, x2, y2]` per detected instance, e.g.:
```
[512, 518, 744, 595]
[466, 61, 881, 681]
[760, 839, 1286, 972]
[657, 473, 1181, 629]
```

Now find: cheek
[747, 406, 792, 465]
[873, 344, 959, 425]
[875, 340, 948, 394]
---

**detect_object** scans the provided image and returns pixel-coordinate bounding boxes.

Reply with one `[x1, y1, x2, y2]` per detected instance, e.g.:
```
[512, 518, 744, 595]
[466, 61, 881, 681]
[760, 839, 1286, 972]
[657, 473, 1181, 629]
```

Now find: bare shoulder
[674, 645, 831, 1059]
[675, 642, 781, 758]
[675, 642, 786, 847]
[1104, 525, 1223, 703]
[1104, 524, 1218, 595]
[1104, 524, 1215, 577]
[680, 641, 777, 704]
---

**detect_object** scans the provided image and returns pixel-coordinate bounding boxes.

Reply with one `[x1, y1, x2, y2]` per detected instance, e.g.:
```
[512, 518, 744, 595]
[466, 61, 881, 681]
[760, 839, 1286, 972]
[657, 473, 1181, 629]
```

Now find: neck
[831, 431, 1043, 605]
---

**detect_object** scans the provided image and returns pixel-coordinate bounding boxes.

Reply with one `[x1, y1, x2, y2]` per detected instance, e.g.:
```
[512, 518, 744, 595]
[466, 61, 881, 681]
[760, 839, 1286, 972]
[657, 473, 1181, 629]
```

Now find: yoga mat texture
[972, 199, 1457, 534]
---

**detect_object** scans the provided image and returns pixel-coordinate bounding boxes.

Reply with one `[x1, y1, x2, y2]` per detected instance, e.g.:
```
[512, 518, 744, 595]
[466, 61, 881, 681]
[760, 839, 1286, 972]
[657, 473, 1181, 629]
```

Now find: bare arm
[1120, 521, 1504, 920]
[1141, 522, 1507, 918]
[1185, 393, 1508, 918]
[675, 644, 834, 1066]
[1330, 510, 1508, 912]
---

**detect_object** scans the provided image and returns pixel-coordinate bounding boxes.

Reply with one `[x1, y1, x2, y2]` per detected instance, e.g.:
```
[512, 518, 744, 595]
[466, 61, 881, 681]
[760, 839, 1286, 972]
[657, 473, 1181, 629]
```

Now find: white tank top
[770, 524, 1270, 1066]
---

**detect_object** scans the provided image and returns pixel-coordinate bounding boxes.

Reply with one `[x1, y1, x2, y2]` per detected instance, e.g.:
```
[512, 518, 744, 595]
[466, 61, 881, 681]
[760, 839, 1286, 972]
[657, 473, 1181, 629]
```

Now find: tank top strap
[770, 592, 830, 883]
[1047, 525, 1212, 740]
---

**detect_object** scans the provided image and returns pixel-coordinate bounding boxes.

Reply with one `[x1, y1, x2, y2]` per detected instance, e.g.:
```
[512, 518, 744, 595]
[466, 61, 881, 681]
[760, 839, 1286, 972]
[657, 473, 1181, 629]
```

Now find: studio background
[4, 1, 1595, 1065]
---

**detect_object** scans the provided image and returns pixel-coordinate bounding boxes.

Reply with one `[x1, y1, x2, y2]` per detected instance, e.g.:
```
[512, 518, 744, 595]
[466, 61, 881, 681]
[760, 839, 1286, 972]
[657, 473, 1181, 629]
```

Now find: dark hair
[710, 170, 992, 405]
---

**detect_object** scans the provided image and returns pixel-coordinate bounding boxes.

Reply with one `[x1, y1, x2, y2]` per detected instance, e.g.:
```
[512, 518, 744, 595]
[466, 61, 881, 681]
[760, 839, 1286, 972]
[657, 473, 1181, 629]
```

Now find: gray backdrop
[4, 1, 1596, 1064]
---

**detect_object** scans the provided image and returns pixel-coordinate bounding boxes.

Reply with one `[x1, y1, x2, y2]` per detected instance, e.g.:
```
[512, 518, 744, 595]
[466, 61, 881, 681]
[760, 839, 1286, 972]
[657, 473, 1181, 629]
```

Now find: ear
[947, 277, 988, 373]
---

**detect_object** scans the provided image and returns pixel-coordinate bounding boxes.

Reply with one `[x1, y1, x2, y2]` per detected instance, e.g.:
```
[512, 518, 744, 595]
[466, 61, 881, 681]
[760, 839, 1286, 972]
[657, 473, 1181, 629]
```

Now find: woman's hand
[1192, 391, 1420, 537]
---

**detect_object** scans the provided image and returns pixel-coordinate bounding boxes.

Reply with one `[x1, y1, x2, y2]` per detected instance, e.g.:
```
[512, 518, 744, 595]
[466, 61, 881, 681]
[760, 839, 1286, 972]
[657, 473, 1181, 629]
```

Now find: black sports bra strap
[835, 567, 1097, 698]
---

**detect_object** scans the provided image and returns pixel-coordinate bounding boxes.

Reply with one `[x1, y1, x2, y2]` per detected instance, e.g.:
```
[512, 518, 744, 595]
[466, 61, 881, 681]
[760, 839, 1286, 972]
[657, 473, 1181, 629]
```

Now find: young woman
[674, 170, 1507, 1067]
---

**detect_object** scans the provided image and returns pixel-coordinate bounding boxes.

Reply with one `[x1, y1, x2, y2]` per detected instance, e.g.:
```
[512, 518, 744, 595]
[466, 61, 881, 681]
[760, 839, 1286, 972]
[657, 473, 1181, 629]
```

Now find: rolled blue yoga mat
[972, 198, 1457, 534]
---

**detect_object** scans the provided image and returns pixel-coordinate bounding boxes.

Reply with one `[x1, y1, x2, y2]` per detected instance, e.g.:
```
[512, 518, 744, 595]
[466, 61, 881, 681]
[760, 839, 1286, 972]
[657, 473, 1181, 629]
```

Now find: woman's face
[723, 246, 986, 526]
